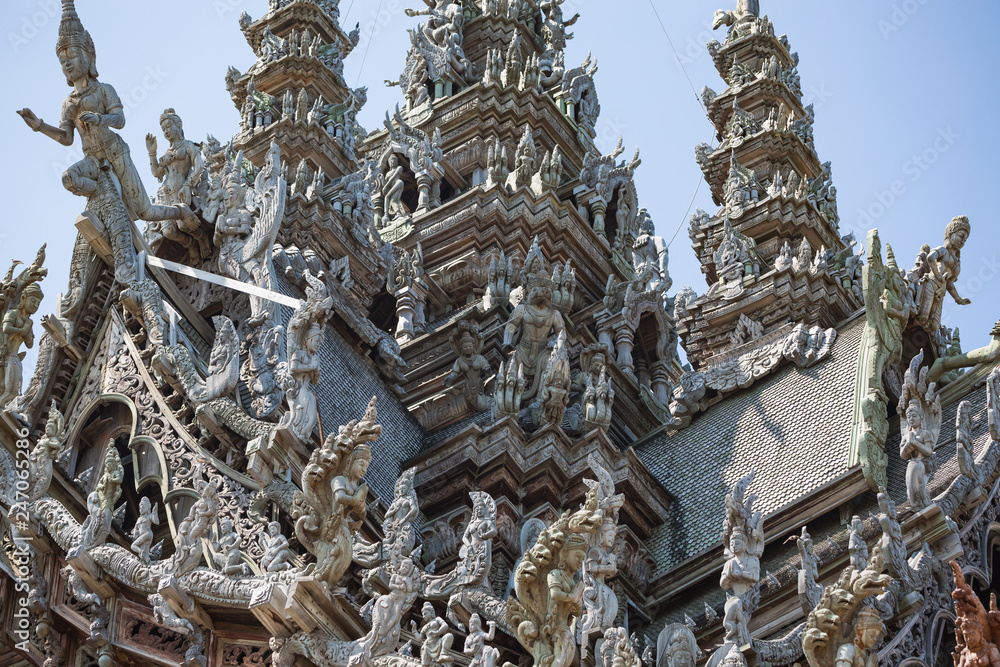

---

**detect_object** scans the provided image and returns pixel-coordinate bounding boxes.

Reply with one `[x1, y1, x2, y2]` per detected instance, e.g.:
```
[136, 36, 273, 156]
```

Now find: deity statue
[538, 330, 571, 426]
[214, 143, 287, 329]
[383, 467, 420, 556]
[356, 546, 422, 660]
[414, 602, 455, 665]
[146, 108, 211, 261]
[18, 0, 194, 228]
[802, 543, 892, 667]
[406, 0, 464, 49]
[580, 456, 625, 657]
[897, 350, 941, 509]
[907, 215, 971, 333]
[951, 562, 1000, 667]
[720, 473, 763, 596]
[444, 321, 491, 412]
[464, 614, 499, 667]
[848, 516, 868, 573]
[291, 397, 377, 589]
[1, 399, 68, 504]
[129, 496, 160, 563]
[79, 444, 123, 550]
[503, 267, 566, 402]
[507, 480, 603, 667]
[537, 0, 580, 52]
[656, 624, 700, 667]
[797, 527, 822, 613]
[213, 518, 249, 576]
[0, 282, 43, 410]
[259, 521, 295, 573]
[172, 472, 222, 576]
[280, 270, 333, 443]
[632, 209, 671, 294]
[382, 153, 408, 222]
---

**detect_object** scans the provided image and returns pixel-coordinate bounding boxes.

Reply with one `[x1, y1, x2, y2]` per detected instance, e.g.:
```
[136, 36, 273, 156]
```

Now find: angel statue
[444, 321, 491, 412]
[146, 108, 211, 261]
[897, 350, 941, 509]
[290, 397, 378, 589]
[907, 215, 972, 333]
[0, 400, 66, 508]
[279, 270, 333, 443]
[215, 142, 287, 329]
[171, 471, 222, 577]
[712, 0, 759, 31]
[129, 496, 160, 563]
[17, 1, 196, 269]
[0, 246, 47, 410]
[580, 455, 625, 657]
[79, 444, 124, 550]
[720, 473, 763, 596]
[507, 479, 604, 667]
[259, 521, 295, 573]
[383, 467, 420, 555]
[464, 614, 499, 667]
[406, 0, 464, 49]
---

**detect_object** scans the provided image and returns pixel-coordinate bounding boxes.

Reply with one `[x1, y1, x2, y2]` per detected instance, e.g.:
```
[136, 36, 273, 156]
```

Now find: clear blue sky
[2, 0, 998, 378]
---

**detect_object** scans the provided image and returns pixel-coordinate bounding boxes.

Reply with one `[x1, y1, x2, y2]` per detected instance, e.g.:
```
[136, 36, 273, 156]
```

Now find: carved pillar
[373, 191, 385, 228]
[614, 325, 635, 376]
[416, 171, 433, 212]
[590, 197, 608, 238]
[598, 327, 614, 352]
[434, 80, 444, 99]
[651, 361, 671, 405]
[394, 283, 428, 343]
[444, 80, 454, 97]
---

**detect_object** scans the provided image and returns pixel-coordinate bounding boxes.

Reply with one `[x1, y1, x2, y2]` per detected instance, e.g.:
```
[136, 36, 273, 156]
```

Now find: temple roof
[637, 313, 866, 572]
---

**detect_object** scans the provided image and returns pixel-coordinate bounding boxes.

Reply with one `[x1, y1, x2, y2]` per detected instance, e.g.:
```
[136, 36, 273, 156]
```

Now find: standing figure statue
[129, 496, 160, 563]
[0, 282, 43, 410]
[632, 209, 672, 294]
[907, 215, 971, 332]
[464, 614, 499, 667]
[382, 154, 408, 222]
[503, 272, 566, 401]
[18, 0, 194, 227]
[146, 108, 211, 262]
[897, 350, 941, 510]
[280, 271, 333, 443]
[444, 321, 491, 412]
[951, 562, 1000, 667]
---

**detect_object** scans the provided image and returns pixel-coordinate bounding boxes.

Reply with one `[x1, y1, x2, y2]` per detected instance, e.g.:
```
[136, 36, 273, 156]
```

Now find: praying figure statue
[18, 0, 194, 226]
[444, 321, 491, 412]
[897, 350, 941, 510]
[146, 108, 211, 261]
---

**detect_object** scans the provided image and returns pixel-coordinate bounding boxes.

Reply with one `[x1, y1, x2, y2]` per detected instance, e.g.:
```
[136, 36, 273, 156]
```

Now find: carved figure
[0, 281, 43, 410]
[172, 471, 222, 576]
[633, 209, 671, 294]
[580, 455, 625, 657]
[507, 480, 603, 667]
[383, 467, 420, 556]
[18, 1, 193, 225]
[146, 108, 210, 261]
[797, 526, 822, 613]
[129, 496, 160, 563]
[503, 258, 566, 401]
[79, 444, 123, 550]
[897, 350, 941, 509]
[950, 562, 1000, 667]
[928, 319, 1000, 384]
[464, 614, 499, 667]
[908, 215, 971, 332]
[538, 0, 580, 52]
[3, 400, 68, 503]
[848, 516, 868, 575]
[538, 330, 571, 426]
[382, 153, 408, 221]
[292, 397, 377, 588]
[720, 473, 763, 596]
[214, 142, 287, 329]
[280, 270, 333, 442]
[359, 547, 422, 659]
[214, 517, 249, 576]
[656, 624, 700, 667]
[406, 0, 464, 49]
[259, 521, 295, 573]
[802, 544, 891, 667]
[414, 602, 455, 665]
[444, 321, 491, 411]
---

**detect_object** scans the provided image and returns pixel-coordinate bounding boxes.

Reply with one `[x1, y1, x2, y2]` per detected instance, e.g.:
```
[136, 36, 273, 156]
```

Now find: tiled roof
[636, 315, 866, 572]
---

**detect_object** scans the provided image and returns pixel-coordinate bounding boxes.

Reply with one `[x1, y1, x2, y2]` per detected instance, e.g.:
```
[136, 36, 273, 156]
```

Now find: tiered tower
[676, 1, 862, 371]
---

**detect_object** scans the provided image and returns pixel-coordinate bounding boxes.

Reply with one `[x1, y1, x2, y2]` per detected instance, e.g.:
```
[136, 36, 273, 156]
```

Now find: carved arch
[982, 521, 1000, 588]
[926, 609, 956, 667]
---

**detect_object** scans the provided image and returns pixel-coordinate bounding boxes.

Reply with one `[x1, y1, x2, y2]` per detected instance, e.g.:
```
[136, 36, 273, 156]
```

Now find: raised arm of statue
[17, 108, 74, 146]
